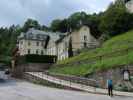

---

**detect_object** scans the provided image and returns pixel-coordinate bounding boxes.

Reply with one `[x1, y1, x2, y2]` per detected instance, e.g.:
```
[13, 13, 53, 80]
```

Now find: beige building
[126, 0, 133, 13]
[71, 26, 99, 52]
[55, 26, 99, 61]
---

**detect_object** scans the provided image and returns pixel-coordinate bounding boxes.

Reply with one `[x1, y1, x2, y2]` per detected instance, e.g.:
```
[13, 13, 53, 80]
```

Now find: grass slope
[49, 30, 133, 76]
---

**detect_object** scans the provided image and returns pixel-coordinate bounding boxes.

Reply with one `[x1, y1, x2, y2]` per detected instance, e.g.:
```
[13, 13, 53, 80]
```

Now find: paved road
[0, 79, 133, 100]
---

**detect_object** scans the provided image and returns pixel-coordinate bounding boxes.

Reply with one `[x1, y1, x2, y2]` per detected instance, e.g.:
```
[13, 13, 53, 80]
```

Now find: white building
[17, 28, 49, 56]
[46, 33, 60, 56]
[17, 28, 63, 56]
[56, 34, 70, 60]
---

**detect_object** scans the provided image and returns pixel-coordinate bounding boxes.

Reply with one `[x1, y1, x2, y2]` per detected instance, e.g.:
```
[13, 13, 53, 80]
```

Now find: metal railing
[25, 72, 99, 93]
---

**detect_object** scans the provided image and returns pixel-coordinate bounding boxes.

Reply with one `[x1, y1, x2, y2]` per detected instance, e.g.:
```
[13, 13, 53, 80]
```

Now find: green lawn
[49, 30, 133, 76]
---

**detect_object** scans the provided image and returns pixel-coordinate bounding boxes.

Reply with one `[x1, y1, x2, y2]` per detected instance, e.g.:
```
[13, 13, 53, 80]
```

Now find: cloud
[0, 0, 113, 27]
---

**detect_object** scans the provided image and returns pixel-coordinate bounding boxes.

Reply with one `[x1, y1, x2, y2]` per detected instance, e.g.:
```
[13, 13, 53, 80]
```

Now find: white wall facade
[47, 40, 57, 56]
[18, 39, 46, 56]
[126, 0, 133, 13]
[56, 36, 70, 61]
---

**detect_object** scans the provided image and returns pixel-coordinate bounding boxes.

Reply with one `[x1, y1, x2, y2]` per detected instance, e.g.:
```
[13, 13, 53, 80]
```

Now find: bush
[17, 54, 57, 64]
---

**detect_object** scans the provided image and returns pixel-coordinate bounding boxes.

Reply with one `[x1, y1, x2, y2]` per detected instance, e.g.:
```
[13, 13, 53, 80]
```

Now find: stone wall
[24, 63, 53, 72]
[86, 65, 133, 89]
[12, 63, 53, 78]
[48, 65, 133, 91]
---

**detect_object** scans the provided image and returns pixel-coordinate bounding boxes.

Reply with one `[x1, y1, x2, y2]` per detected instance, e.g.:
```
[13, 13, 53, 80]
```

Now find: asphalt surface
[0, 79, 133, 100]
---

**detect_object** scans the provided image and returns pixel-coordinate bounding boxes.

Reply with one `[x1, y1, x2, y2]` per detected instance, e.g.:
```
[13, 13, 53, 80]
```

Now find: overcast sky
[0, 0, 115, 27]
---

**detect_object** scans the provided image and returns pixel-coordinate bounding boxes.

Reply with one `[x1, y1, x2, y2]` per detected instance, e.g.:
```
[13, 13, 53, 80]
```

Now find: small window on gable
[84, 27, 87, 31]
[84, 36, 87, 41]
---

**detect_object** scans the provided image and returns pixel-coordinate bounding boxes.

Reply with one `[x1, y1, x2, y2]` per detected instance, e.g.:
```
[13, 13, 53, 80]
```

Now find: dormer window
[36, 41, 39, 46]
[28, 41, 31, 46]
[36, 34, 41, 39]
[29, 33, 33, 38]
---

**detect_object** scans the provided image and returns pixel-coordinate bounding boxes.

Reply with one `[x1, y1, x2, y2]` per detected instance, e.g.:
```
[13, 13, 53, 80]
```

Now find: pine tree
[68, 37, 73, 57]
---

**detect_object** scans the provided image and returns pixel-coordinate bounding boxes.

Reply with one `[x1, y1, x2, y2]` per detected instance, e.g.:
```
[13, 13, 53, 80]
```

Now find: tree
[68, 37, 73, 57]
[41, 25, 50, 31]
[50, 19, 62, 32]
[58, 19, 69, 33]
[99, 1, 133, 36]
[22, 18, 41, 32]
[85, 13, 102, 38]
[68, 12, 88, 30]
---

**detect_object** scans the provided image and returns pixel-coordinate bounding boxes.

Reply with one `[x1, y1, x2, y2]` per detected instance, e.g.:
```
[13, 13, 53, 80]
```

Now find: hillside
[49, 30, 133, 76]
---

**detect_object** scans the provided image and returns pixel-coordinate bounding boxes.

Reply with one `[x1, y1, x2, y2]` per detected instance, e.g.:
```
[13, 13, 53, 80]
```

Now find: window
[28, 49, 30, 54]
[36, 50, 39, 54]
[36, 41, 39, 46]
[29, 33, 33, 38]
[84, 36, 87, 41]
[36, 34, 41, 39]
[41, 42, 44, 46]
[20, 41, 23, 45]
[28, 41, 31, 46]
[84, 27, 87, 31]
[65, 42, 68, 49]
[84, 42, 87, 48]
[41, 50, 44, 55]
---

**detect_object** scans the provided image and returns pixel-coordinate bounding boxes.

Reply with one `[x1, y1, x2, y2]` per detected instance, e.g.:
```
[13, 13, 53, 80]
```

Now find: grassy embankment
[49, 30, 133, 76]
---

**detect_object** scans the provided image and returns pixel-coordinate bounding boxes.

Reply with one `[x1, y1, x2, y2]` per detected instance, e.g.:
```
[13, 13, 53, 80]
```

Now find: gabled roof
[17, 28, 67, 48]
[18, 28, 49, 41]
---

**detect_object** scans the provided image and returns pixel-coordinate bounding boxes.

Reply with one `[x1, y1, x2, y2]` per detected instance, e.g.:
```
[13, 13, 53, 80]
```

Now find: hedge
[17, 54, 57, 64]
